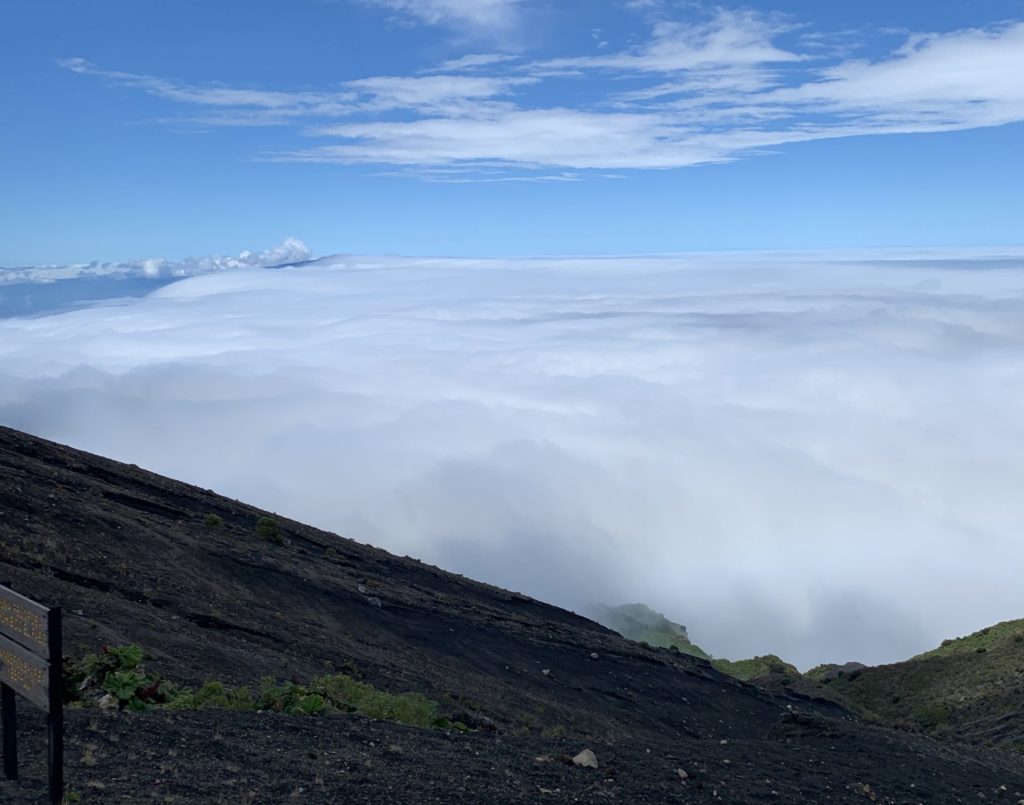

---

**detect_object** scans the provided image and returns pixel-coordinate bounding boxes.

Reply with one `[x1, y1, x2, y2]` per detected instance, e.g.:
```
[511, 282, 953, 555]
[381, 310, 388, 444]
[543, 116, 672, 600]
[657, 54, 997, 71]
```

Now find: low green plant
[256, 516, 284, 545]
[916, 704, 951, 732]
[204, 513, 224, 527]
[311, 673, 438, 726]
[167, 681, 256, 712]
[66, 646, 444, 729]
[256, 679, 326, 715]
[67, 644, 177, 711]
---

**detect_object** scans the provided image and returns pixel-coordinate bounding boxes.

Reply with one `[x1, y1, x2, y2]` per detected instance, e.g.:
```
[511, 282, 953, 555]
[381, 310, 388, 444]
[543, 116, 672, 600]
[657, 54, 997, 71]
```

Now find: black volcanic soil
[1, 425, 1023, 804]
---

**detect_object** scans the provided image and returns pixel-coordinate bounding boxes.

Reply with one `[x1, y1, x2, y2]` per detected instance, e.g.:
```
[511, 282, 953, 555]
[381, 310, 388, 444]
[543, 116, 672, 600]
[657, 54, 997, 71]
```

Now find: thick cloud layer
[2, 250, 1023, 668]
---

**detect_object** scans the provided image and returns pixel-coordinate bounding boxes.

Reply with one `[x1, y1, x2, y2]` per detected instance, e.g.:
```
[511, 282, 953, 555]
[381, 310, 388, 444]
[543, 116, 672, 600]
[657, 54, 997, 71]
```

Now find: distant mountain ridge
[600, 601, 1024, 753]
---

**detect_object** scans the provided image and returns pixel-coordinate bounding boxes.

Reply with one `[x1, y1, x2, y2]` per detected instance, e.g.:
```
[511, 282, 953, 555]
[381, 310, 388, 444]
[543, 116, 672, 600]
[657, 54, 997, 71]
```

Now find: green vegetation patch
[712, 655, 800, 683]
[912, 620, 1024, 661]
[66, 645, 441, 728]
[255, 516, 284, 545]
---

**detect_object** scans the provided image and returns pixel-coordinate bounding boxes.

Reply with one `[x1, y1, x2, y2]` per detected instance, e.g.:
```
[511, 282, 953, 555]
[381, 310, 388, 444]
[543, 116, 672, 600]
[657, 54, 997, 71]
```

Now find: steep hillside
[2, 425, 1023, 803]
[811, 621, 1024, 751]
[660, 616, 1024, 753]
[592, 603, 711, 659]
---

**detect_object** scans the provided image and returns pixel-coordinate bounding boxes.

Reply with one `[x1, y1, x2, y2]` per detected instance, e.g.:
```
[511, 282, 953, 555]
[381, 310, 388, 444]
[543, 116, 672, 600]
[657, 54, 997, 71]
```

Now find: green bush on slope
[66, 645, 441, 728]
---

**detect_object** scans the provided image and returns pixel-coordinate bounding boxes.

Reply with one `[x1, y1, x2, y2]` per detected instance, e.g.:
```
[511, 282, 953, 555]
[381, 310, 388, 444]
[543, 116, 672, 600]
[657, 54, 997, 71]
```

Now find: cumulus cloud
[3, 249, 1024, 668]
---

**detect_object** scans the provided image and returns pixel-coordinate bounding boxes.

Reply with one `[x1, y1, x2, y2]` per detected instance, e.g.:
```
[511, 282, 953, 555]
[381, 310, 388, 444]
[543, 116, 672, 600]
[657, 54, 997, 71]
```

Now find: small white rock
[98, 693, 119, 710]
[572, 749, 599, 769]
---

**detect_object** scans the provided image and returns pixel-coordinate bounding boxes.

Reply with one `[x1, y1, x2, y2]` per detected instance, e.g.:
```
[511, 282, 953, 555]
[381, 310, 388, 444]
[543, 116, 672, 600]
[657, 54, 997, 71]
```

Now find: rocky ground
[6, 706, 1024, 804]
[2, 425, 1024, 803]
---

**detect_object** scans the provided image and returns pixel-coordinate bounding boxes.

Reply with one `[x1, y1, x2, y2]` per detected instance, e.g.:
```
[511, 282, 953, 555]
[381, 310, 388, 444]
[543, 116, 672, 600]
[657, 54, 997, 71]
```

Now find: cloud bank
[0, 238, 312, 285]
[57, 8, 1024, 178]
[2, 249, 1024, 668]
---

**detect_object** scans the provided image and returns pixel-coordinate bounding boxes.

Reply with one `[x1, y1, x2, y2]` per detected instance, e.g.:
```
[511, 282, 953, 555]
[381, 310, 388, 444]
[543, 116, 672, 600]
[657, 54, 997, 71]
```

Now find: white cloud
[59, 14, 1024, 175]
[293, 108, 723, 169]
[764, 22, 1024, 129]
[341, 74, 536, 115]
[57, 59, 356, 125]
[358, 0, 521, 31]
[426, 53, 518, 73]
[3, 248, 1024, 667]
[0, 238, 313, 284]
[535, 9, 803, 75]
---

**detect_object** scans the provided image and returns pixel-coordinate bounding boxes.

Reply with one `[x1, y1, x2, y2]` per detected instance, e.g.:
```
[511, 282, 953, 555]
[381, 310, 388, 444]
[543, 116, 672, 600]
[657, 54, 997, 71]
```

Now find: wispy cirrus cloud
[58, 58, 358, 124]
[357, 0, 522, 32]
[58, 10, 1024, 178]
[343, 74, 537, 115]
[58, 58, 531, 127]
[534, 9, 803, 75]
[287, 108, 726, 170]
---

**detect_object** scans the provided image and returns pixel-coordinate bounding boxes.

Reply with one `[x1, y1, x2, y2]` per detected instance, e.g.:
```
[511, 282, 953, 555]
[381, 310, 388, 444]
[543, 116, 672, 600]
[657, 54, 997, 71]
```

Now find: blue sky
[3, 0, 1024, 264]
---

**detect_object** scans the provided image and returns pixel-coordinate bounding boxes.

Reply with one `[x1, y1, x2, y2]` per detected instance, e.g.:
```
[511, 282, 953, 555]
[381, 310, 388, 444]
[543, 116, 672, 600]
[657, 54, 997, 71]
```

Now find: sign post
[0, 583, 63, 804]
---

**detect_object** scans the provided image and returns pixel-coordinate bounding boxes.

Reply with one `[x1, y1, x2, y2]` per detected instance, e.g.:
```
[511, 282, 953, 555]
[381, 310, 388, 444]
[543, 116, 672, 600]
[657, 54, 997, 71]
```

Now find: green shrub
[258, 679, 311, 713]
[66, 646, 442, 728]
[204, 514, 224, 527]
[168, 681, 256, 712]
[297, 694, 327, 716]
[311, 674, 438, 727]
[256, 516, 283, 544]
[916, 704, 951, 731]
[69, 644, 175, 711]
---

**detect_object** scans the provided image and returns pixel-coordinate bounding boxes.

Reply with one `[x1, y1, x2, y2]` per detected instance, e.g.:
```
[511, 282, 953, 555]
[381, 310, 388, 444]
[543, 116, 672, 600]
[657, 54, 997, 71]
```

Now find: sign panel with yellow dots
[0, 583, 63, 804]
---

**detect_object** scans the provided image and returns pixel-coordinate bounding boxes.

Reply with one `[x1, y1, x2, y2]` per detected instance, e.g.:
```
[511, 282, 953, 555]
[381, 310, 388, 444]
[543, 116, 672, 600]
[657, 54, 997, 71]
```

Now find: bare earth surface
[1, 425, 1023, 804]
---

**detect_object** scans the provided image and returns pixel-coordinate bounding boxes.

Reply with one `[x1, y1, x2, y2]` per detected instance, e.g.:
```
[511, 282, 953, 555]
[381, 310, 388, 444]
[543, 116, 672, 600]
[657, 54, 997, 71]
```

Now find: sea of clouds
[2, 246, 1023, 668]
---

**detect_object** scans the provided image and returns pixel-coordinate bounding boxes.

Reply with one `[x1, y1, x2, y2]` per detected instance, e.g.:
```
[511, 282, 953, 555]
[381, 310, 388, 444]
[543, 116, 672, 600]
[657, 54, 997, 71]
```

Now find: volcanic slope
[1, 425, 1022, 803]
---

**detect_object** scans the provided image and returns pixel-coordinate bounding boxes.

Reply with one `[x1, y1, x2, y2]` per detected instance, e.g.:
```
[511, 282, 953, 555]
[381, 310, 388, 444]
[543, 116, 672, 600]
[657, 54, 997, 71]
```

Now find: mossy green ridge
[912, 619, 1024, 660]
[593, 603, 711, 659]
[712, 655, 800, 683]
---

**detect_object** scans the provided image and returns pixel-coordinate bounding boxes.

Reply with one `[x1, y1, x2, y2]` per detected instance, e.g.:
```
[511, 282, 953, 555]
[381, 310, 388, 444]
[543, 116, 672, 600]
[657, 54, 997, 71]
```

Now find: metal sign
[0, 633, 50, 709]
[0, 583, 63, 805]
